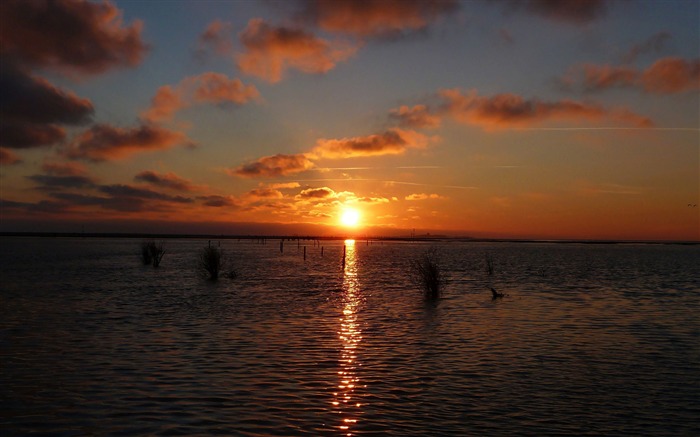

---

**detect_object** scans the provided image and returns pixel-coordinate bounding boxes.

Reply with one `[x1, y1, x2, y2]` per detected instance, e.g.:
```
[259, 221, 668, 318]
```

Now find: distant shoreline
[1, 231, 697, 245]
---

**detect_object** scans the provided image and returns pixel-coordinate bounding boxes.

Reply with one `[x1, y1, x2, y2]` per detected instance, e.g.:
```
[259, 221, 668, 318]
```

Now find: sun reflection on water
[333, 239, 363, 436]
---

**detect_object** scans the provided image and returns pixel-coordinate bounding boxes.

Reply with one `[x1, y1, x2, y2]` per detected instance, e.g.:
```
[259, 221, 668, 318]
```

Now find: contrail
[519, 127, 699, 131]
[295, 178, 477, 190]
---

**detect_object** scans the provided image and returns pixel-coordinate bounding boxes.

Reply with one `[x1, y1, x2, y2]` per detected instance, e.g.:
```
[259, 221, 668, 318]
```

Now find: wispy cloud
[438, 88, 653, 129]
[389, 105, 441, 129]
[236, 18, 358, 83]
[296, 0, 458, 38]
[405, 193, 446, 201]
[562, 57, 700, 94]
[502, 0, 610, 25]
[142, 72, 260, 122]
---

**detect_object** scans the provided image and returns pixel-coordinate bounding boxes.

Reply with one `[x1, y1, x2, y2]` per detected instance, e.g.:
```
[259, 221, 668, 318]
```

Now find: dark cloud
[0, 0, 148, 75]
[439, 88, 653, 129]
[0, 148, 21, 165]
[50, 192, 144, 212]
[231, 153, 315, 178]
[65, 123, 194, 162]
[515, 0, 609, 25]
[0, 62, 93, 149]
[0, 121, 66, 149]
[312, 129, 429, 159]
[134, 170, 196, 192]
[1, 63, 94, 125]
[41, 161, 87, 176]
[296, 0, 458, 38]
[297, 186, 336, 199]
[27, 174, 97, 191]
[98, 184, 194, 204]
[198, 195, 239, 208]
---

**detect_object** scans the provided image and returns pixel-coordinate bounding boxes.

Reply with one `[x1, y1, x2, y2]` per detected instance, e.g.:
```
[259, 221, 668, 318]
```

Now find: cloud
[244, 187, 284, 200]
[297, 186, 337, 199]
[438, 88, 652, 129]
[622, 31, 671, 64]
[197, 20, 234, 57]
[142, 72, 260, 122]
[0, 0, 147, 75]
[511, 0, 609, 25]
[27, 174, 97, 191]
[41, 161, 88, 176]
[405, 193, 445, 200]
[296, 0, 458, 38]
[64, 123, 194, 162]
[198, 195, 240, 208]
[389, 105, 441, 129]
[231, 153, 315, 178]
[0, 121, 67, 149]
[563, 57, 700, 94]
[312, 128, 431, 159]
[134, 170, 197, 192]
[269, 182, 301, 189]
[98, 184, 194, 204]
[0, 62, 93, 149]
[236, 18, 358, 83]
[0, 148, 21, 165]
[50, 192, 144, 212]
[640, 57, 700, 94]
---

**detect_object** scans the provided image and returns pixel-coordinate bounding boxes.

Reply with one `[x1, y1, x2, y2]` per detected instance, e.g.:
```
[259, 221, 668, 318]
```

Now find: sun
[340, 208, 361, 228]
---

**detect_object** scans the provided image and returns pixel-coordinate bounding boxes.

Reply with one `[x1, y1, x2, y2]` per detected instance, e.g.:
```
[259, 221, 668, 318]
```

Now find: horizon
[1, 0, 699, 241]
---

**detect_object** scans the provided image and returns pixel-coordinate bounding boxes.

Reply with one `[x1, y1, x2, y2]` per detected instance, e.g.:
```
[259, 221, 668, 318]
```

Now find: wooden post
[303, 246, 306, 261]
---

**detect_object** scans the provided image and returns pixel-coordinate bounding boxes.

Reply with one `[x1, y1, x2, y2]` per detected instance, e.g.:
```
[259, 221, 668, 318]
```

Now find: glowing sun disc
[340, 209, 360, 227]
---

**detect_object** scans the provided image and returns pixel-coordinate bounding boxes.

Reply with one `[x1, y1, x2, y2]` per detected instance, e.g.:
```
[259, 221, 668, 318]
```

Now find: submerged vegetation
[411, 247, 443, 300]
[141, 241, 165, 267]
[199, 242, 237, 280]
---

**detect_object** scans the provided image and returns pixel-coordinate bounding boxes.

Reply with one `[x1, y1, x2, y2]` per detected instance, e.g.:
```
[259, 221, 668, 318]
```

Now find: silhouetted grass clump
[411, 247, 443, 299]
[141, 241, 165, 267]
[199, 245, 223, 280]
[198, 243, 238, 280]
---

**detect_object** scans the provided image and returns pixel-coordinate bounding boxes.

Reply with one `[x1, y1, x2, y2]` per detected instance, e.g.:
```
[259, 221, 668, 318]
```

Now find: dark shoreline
[1, 231, 697, 245]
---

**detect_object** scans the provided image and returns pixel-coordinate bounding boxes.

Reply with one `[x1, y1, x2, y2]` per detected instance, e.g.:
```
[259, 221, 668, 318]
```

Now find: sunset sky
[1, 0, 698, 240]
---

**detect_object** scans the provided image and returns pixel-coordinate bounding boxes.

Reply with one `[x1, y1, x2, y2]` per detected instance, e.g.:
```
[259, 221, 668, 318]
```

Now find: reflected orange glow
[333, 239, 363, 435]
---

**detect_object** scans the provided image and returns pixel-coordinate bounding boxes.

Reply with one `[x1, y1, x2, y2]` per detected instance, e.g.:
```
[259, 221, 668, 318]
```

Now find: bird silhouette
[490, 287, 505, 299]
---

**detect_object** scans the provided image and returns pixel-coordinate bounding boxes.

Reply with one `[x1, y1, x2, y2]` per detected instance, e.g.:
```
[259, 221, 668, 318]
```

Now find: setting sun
[340, 208, 361, 228]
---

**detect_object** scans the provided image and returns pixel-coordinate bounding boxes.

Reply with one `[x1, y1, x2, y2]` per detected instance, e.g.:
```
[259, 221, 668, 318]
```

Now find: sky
[1, 0, 698, 240]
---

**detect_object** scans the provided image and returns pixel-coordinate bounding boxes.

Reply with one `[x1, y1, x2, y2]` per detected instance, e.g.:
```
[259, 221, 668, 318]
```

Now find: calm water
[1, 237, 699, 436]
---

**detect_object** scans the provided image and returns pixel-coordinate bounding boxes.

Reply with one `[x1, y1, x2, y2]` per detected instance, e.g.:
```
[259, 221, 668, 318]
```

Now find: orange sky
[1, 0, 698, 240]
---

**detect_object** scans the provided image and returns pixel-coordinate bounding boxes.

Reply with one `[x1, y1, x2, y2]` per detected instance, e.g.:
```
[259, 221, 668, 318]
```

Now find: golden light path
[333, 239, 364, 436]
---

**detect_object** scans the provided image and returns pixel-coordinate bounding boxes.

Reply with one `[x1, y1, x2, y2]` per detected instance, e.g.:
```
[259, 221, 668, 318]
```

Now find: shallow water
[1, 237, 699, 436]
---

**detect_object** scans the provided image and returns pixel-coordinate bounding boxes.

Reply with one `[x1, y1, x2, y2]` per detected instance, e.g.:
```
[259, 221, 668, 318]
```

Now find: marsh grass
[198, 244, 237, 280]
[199, 245, 222, 280]
[485, 252, 494, 276]
[411, 247, 443, 299]
[141, 241, 165, 267]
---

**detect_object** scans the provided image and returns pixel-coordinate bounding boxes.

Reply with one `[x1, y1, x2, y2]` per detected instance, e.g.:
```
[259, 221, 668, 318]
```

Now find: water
[1, 237, 699, 436]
